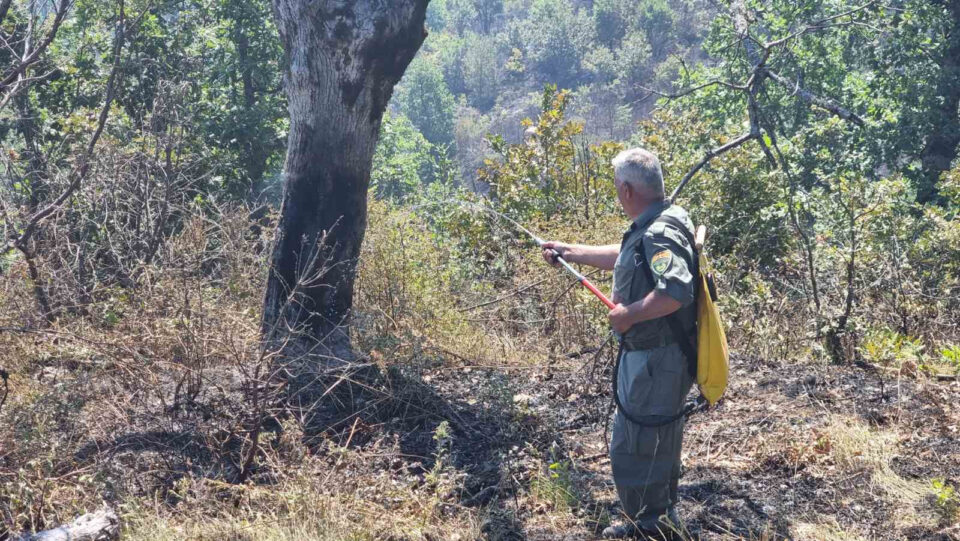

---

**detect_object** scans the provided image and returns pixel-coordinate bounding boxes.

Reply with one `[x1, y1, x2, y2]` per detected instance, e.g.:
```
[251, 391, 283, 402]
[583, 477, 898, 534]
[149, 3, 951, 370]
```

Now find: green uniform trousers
[609, 342, 693, 531]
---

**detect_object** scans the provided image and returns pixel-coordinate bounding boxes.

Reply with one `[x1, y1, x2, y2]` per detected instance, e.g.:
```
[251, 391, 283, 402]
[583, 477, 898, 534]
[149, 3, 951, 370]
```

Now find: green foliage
[460, 32, 504, 111]
[521, 0, 596, 87]
[530, 444, 577, 511]
[617, 30, 653, 87]
[372, 112, 439, 202]
[446, 0, 503, 34]
[25, 0, 286, 202]
[583, 46, 618, 85]
[940, 345, 960, 374]
[426, 0, 450, 32]
[396, 56, 457, 147]
[635, 110, 788, 265]
[931, 479, 959, 526]
[689, 0, 960, 203]
[593, 0, 632, 48]
[860, 328, 923, 367]
[634, 0, 676, 60]
[478, 86, 622, 223]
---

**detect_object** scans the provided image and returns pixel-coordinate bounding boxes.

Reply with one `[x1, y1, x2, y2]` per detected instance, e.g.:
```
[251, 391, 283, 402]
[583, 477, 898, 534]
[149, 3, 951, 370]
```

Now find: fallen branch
[15, 507, 119, 541]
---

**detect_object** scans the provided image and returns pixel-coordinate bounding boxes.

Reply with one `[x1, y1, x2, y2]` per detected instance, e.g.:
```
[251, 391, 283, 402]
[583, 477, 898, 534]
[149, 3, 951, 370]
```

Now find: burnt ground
[319, 350, 960, 540]
[7, 342, 958, 540]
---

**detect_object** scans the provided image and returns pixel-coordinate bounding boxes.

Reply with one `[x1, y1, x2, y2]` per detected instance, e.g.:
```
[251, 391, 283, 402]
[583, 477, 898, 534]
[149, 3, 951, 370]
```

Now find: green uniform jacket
[611, 200, 697, 416]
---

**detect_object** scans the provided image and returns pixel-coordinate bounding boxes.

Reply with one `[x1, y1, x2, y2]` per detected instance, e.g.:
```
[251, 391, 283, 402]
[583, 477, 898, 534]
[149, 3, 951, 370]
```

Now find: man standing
[542, 148, 697, 540]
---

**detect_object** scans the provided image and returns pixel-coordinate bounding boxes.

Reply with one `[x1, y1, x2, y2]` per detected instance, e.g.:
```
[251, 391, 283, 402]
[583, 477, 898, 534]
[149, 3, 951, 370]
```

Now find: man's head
[612, 148, 665, 219]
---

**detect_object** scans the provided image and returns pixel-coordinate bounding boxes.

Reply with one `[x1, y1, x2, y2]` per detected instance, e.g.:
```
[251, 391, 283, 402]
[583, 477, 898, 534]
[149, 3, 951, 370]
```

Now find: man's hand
[541, 241, 570, 267]
[608, 303, 637, 334]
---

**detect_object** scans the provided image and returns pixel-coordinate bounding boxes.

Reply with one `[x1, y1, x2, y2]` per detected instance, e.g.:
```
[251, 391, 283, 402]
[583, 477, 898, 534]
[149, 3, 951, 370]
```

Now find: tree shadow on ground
[678, 476, 790, 539]
[303, 362, 611, 539]
[65, 356, 610, 538]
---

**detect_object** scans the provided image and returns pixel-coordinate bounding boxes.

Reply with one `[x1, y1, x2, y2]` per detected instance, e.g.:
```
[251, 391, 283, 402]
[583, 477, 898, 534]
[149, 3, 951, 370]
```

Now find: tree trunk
[263, 1, 428, 384]
[919, 0, 960, 203]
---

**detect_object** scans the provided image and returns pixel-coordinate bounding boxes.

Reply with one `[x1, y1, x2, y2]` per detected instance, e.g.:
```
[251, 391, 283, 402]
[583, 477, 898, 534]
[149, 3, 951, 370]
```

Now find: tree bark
[919, 0, 960, 203]
[263, 1, 428, 381]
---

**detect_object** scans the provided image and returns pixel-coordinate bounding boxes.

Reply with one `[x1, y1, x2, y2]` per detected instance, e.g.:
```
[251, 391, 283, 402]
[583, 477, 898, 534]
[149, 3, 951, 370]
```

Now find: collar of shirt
[620, 199, 671, 247]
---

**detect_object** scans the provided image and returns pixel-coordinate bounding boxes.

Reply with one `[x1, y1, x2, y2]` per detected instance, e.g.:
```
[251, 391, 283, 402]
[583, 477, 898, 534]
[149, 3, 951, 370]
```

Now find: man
[542, 148, 697, 540]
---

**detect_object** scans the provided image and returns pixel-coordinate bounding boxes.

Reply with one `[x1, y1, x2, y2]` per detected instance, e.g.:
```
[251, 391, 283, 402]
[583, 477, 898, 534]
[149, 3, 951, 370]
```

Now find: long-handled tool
[469, 203, 617, 310]
[538, 241, 616, 310]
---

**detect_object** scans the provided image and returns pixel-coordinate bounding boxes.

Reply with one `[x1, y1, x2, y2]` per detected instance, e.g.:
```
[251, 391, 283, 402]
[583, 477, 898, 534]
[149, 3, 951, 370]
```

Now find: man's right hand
[541, 241, 570, 267]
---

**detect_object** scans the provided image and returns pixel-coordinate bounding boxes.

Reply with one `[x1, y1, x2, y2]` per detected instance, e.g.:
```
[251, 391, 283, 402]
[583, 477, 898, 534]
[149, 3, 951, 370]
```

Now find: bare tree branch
[0, 0, 72, 91]
[731, 0, 867, 127]
[764, 69, 866, 126]
[636, 79, 747, 100]
[0, 366, 8, 416]
[669, 132, 757, 202]
[0, 68, 59, 111]
[4, 0, 128, 257]
[764, 1, 878, 49]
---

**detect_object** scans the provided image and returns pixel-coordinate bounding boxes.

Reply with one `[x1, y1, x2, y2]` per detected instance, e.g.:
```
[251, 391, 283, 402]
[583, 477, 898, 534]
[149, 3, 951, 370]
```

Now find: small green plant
[425, 421, 453, 490]
[940, 345, 960, 374]
[530, 444, 577, 512]
[530, 459, 576, 511]
[931, 479, 959, 525]
[433, 420, 452, 451]
[860, 328, 923, 368]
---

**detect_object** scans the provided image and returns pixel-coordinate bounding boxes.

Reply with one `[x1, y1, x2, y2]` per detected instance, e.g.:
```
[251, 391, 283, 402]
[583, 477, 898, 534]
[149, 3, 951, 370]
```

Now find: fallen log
[16, 507, 119, 541]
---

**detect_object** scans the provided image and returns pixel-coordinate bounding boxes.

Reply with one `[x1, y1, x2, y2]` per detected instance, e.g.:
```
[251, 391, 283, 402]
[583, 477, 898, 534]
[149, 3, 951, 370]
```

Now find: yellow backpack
[693, 225, 728, 406]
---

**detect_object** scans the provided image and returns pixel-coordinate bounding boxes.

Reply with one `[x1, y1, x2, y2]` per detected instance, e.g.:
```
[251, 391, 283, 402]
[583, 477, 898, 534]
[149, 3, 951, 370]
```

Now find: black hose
[611, 341, 706, 428]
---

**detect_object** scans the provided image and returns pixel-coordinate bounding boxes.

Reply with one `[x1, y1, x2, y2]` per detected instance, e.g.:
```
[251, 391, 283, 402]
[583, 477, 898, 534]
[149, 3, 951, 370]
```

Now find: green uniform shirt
[612, 200, 697, 348]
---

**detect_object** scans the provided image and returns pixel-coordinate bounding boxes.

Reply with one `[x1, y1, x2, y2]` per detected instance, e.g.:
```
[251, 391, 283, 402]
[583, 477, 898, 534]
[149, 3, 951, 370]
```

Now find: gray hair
[612, 148, 664, 199]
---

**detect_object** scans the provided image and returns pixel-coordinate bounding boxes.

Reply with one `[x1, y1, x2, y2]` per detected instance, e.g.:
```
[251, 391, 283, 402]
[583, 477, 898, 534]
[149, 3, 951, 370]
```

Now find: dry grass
[791, 518, 870, 541]
[120, 455, 486, 541]
[818, 416, 934, 526]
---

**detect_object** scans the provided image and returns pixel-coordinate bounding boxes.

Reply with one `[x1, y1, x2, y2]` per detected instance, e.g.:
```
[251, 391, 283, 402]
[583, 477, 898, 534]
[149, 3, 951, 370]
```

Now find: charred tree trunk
[263, 1, 428, 381]
[920, 0, 960, 203]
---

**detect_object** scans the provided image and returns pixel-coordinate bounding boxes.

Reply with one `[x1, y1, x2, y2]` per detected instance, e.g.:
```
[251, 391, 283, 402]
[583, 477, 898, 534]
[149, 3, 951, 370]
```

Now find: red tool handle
[580, 277, 616, 309]
[547, 248, 617, 310]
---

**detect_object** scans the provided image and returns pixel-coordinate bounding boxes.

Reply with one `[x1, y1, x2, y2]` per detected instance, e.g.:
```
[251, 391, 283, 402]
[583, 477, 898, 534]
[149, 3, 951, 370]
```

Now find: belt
[620, 331, 676, 351]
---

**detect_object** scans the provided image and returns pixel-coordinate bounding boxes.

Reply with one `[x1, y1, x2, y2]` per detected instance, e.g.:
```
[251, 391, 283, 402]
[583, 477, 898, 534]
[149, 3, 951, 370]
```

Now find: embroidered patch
[651, 250, 672, 275]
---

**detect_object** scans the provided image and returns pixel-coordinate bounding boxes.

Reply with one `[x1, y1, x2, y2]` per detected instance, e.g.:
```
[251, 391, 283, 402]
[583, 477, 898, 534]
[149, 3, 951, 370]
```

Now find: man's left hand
[608, 303, 636, 334]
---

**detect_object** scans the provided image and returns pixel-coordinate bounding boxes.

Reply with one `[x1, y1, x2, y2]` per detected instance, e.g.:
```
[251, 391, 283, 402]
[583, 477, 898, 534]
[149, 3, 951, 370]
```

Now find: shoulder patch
[651, 250, 672, 275]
